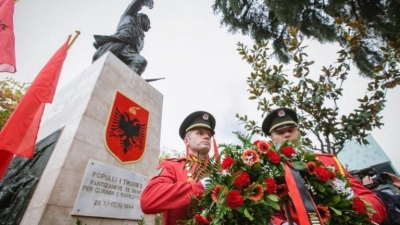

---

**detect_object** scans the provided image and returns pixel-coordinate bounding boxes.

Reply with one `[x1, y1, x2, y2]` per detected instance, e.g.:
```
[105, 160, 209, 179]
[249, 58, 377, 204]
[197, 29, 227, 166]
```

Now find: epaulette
[165, 157, 186, 162]
[314, 153, 335, 162]
[314, 153, 345, 175]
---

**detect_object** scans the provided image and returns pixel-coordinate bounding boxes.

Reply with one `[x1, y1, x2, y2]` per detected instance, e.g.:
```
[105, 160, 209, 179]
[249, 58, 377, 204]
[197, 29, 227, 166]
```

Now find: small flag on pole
[0, 0, 16, 73]
[0, 35, 71, 179]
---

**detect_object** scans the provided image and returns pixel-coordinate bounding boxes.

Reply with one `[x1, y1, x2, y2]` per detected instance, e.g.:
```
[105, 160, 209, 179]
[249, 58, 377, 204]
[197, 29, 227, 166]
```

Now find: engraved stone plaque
[72, 159, 147, 220]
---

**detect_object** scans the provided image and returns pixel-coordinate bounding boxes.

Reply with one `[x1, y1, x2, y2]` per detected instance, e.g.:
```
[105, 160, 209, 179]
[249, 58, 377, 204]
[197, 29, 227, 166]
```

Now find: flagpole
[68, 31, 81, 50]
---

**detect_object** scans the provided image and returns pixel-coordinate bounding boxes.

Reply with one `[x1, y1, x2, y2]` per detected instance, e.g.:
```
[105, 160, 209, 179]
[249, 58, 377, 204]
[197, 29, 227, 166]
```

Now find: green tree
[236, 19, 400, 155]
[0, 78, 29, 130]
[212, 0, 400, 77]
[158, 147, 184, 163]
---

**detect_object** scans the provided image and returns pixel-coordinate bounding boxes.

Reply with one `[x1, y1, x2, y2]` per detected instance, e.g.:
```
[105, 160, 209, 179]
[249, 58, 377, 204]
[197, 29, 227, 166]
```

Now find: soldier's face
[271, 126, 299, 145]
[184, 128, 212, 157]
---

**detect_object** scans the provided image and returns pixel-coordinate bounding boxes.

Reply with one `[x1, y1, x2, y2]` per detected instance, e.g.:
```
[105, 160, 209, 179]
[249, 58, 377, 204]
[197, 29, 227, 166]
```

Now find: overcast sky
[4, 0, 400, 171]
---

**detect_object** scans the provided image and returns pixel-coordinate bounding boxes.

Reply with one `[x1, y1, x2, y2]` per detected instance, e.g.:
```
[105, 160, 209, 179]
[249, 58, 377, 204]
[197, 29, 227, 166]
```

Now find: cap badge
[278, 110, 285, 117]
[202, 113, 209, 120]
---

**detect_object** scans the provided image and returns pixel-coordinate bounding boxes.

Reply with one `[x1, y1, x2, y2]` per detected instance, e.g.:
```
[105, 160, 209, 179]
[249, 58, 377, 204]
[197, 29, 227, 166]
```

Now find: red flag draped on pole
[0, 35, 71, 179]
[0, 0, 16, 73]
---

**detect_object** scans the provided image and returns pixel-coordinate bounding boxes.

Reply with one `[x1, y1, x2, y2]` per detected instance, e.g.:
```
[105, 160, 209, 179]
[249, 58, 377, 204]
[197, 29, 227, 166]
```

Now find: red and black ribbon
[284, 162, 323, 225]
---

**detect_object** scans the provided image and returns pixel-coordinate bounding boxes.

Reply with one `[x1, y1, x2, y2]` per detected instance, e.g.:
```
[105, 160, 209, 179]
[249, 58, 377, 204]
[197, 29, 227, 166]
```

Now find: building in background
[338, 134, 399, 175]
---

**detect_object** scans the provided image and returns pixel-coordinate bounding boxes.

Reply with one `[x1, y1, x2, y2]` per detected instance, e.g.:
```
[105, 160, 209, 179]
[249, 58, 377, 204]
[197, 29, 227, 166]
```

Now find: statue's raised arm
[122, 0, 153, 17]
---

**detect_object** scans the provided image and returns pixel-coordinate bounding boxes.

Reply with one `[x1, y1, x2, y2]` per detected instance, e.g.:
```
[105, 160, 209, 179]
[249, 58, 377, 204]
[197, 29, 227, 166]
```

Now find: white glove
[200, 177, 211, 188]
[282, 222, 297, 225]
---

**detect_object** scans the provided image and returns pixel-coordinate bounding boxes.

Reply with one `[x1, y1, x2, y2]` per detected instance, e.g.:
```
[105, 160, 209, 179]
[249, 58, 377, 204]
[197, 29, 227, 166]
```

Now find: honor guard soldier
[140, 111, 216, 225]
[263, 108, 387, 225]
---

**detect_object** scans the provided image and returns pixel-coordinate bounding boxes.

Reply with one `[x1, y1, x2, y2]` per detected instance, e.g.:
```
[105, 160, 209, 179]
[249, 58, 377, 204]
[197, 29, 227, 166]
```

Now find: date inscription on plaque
[72, 159, 147, 220]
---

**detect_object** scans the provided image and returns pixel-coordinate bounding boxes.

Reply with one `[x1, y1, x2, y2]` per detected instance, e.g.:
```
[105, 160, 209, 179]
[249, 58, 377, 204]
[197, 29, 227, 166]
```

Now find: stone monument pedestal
[20, 52, 162, 225]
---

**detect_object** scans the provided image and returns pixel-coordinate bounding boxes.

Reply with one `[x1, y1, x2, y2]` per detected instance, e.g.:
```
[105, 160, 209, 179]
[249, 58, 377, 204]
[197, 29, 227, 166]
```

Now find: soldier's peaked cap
[179, 111, 216, 139]
[262, 108, 298, 136]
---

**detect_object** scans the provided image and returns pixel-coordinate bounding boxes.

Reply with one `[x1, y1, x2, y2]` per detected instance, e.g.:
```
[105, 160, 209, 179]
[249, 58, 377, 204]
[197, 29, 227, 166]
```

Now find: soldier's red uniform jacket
[271, 153, 387, 225]
[140, 156, 204, 225]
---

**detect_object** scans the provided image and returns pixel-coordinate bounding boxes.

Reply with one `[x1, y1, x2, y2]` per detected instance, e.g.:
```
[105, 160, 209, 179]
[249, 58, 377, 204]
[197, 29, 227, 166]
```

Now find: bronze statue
[0, 129, 63, 225]
[92, 0, 154, 76]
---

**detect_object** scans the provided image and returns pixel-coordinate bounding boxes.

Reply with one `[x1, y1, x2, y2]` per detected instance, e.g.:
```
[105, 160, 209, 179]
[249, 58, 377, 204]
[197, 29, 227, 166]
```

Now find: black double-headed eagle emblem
[108, 107, 146, 154]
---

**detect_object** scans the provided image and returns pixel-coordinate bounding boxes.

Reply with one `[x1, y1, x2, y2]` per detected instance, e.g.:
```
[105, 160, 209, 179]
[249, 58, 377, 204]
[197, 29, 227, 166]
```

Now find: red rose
[226, 190, 244, 209]
[264, 177, 277, 194]
[267, 151, 281, 164]
[194, 214, 210, 224]
[315, 167, 331, 182]
[281, 146, 295, 157]
[221, 156, 235, 169]
[352, 197, 366, 214]
[234, 171, 250, 189]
